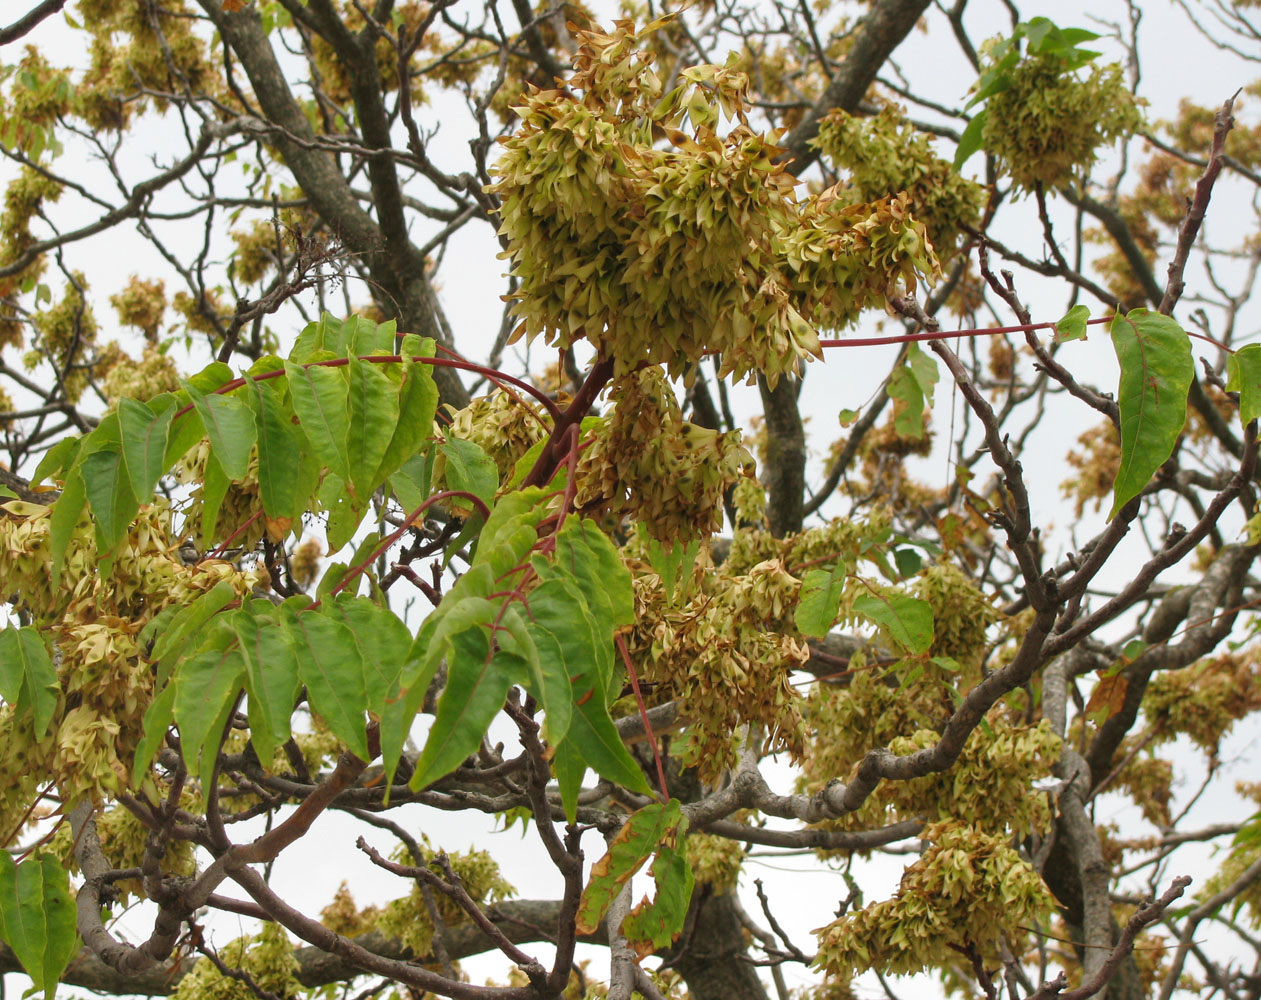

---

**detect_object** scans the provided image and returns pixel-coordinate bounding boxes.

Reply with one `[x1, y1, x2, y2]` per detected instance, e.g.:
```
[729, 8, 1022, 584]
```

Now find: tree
[0, 1, 1260, 999]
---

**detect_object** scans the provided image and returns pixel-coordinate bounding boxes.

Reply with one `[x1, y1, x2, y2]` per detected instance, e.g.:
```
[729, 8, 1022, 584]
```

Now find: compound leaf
[0, 852, 78, 999]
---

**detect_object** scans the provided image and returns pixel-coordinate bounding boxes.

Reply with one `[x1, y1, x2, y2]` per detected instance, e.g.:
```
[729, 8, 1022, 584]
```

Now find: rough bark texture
[0, 901, 608, 996]
[665, 890, 771, 1000]
[200, 1, 470, 408]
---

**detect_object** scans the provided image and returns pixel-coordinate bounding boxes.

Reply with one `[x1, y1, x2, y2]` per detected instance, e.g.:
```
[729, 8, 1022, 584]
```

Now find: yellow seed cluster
[444, 389, 549, 481]
[75, 0, 227, 131]
[174, 439, 268, 551]
[628, 552, 808, 778]
[575, 367, 752, 544]
[370, 844, 515, 958]
[980, 50, 1144, 192]
[109, 276, 167, 342]
[813, 108, 986, 263]
[489, 19, 939, 387]
[102, 344, 181, 405]
[0, 498, 259, 827]
[814, 821, 1055, 977]
[171, 923, 303, 1000]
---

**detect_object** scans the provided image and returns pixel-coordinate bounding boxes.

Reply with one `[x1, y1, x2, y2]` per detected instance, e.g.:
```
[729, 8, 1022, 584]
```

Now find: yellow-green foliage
[980, 51, 1143, 191]
[686, 832, 744, 892]
[1198, 837, 1261, 930]
[171, 923, 303, 1000]
[173, 439, 268, 552]
[575, 367, 753, 543]
[102, 345, 181, 405]
[109, 276, 167, 341]
[0, 498, 259, 821]
[76, 0, 224, 131]
[1110, 748, 1173, 827]
[726, 508, 894, 577]
[814, 822, 1054, 977]
[30, 274, 99, 403]
[1144, 650, 1261, 754]
[45, 794, 197, 901]
[374, 845, 515, 958]
[628, 550, 807, 778]
[814, 108, 985, 261]
[443, 389, 549, 482]
[793, 978, 858, 1000]
[490, 19, 938, 387]
[916, 562, 1001, 667]
[172, 288, 230, 338]
[1061, 422, 1124, 516]
[0, 166, 62, 344]
[801, 677, 1060, 834]
[308, 1, 435, 106]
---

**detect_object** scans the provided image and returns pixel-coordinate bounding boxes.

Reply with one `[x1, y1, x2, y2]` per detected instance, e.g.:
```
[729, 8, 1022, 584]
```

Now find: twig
[1030, 876, 1190, 1000]
[1159, 94, 1238, 316]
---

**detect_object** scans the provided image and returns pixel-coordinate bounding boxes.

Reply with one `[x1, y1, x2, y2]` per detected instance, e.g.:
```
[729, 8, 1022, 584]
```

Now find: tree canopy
[1, 2, 1260, 1000]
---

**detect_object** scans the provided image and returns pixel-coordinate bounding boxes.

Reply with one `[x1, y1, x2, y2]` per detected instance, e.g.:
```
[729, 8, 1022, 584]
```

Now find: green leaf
[893, 547, 923, 579]
[563, 670, 653, 798]
[322, 595, 412, 720]
[547, 518, 635, 629]
[621, 837, 694, 956]
[149, 581, 239, 685]
[952, 111, 988, 169]
[886, 343, 939, 440]
[516, 579, 593, 744]
[132, 678, 176, 783]
[853, 591, 934, 655]
[80, 449, 138, 552]
[1055, 304, 1090, 343]
[888, 367, 926, 439]
[441, 438, 499, 508]
[80, 413, 120, 458]
[344, 315, 396, 357]
[31, 437, 80, 488]
[346, 356, 399, 500]
[283, 610, 369, 759]
[291, 313, 342, 363]
[550, 739, 588, 823]
[48, 469, 85, 589]
[245, 355, 285, 378]
[906, 342, 939, 401]
[0, 852, 79, 999]
[478, 488, 548, 555]
[118, 397, 176, 502]
[390, 451, 432, 513]
[409, 627, 526, 791]
[1109, 310, 1193, 519]
[231, 603, 301, 764]
[186, 360, 236, 395]
[245, 375, 303, 525]
[577, 802, 688, 936]
[795, 563, 848, 638]
[640, 528, 699, 607]
[183, 381, 255, 480]
[152, 395, 205, 470]
[378, 360, 438, 485]
[199, 452, 230, 550]
[0, 627, 59, 739]
[174, 641, 245, 792]
[285, 360, 350, 483]
[1226, 343, 1261, 427]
